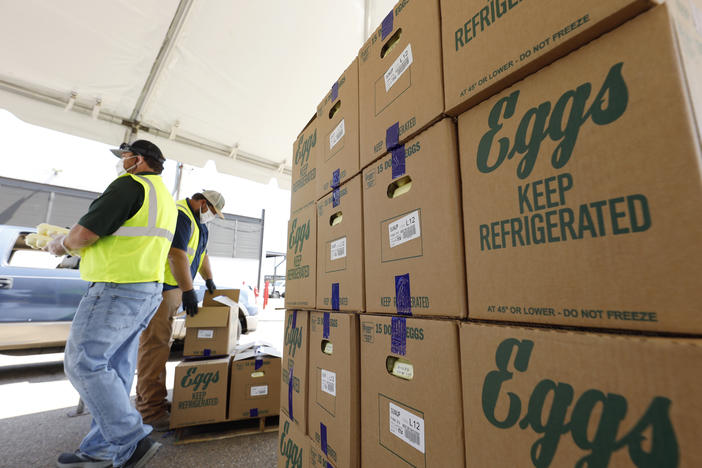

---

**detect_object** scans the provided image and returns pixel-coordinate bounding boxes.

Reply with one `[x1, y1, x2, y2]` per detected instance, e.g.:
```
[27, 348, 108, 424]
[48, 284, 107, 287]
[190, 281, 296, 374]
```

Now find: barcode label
[197, 329, 214, 339]
[330, 237, 347, 260]
[384, 44, 413, 92]
[389, 402, 425, 453]
[250, 385, 268, 397]
[321, 369, 336, 396]
[329, 119, 345, 150]
[388, 210, 421, 248]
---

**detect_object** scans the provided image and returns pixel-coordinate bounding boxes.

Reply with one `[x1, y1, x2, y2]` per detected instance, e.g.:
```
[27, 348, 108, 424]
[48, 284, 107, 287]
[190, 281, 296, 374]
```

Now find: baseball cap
[202, 190, 225, 218]
[110, 140, 165, 162]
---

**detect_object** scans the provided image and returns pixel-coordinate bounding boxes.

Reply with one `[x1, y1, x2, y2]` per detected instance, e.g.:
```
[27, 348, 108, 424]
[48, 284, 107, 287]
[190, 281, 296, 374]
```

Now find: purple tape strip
[250, 408, 258, 417]
[332, 169, 340, 189]
[395, 273, 411, 316]
[332, 188, 340, 207]
[288, 364, 294, 420]
[391, 144, 406, 180]
[391, 316, 407, 356]
[327, 463, 333, 468]
[381, 10, 394, 40]
[331, 283, 339, 311]
[323, 312, 330, 339]
[385, 122, 400, 151]
[331, 81, 339, 102]
[203, 349, 211, 357]
[255, 357, 263, 370]
[320, 423, 328, 455]
[292, 310, 297, 329]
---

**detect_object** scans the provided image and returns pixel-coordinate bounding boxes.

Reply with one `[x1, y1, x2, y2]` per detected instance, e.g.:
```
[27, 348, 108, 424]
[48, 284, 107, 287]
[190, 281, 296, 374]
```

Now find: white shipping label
[330, 237, 347, 261]
[250, 385, 268, 397]
[389, 402, 425, 453]
[197, 329, 214, 339]
[329, 119, 345, 150]
[388, 210, 421, 248]
[384, 44, 413, 92]
[321, 369, 336, 396]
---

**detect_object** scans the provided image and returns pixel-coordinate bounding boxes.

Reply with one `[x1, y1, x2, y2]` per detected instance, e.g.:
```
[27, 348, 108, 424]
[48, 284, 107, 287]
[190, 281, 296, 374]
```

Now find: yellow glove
[37, 223, 70, 237]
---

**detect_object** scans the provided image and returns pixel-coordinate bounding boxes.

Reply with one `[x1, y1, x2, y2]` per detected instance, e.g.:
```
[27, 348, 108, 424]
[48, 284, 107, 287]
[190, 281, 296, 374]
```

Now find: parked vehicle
[0, 225, 255, 353]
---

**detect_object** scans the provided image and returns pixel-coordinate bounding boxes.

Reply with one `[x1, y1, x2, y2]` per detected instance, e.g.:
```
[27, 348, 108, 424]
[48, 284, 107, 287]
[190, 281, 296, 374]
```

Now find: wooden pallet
[173, 415, 279, 445]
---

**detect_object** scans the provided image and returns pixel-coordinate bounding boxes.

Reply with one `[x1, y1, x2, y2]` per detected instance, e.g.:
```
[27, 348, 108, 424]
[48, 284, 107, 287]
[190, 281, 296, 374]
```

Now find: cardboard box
[458, 3, 702, 333]
[360, 315, 465, 468]
[285, 202, 317, 309]
[316, 174, 365, 312]
[316, 59, 360, 200]
[308, 441, 333, 468]
[460, 322, 702, 467]
[358, 0, 444, 169]
[278, 413, 310, 468]
[228, 341, 281, 421]
[281, 310, 309, 434]
[292, 115, 320, 212]
[170, 357, 230, 428]
[308, 312, 360, 468]
[183, 290, 240, 357]
[441, 0, 655, 116]
[362, 118, 467, 318]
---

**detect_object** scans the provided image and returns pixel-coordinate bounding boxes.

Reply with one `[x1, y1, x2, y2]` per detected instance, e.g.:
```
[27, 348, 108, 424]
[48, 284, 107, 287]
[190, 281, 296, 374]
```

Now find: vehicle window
[9, 249, 64, 269]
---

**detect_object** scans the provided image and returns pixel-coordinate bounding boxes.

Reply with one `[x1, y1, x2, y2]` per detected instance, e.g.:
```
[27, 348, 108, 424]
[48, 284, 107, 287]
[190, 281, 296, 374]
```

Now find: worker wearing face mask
[135, 190, 225, 431]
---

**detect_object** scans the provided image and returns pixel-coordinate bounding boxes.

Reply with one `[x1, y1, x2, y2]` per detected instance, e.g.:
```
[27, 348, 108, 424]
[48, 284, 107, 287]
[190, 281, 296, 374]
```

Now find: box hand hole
[386, 356, 414, 381]
[381, 28, 403, 59]
[329, 211, 343, 226]
[321, 339, 333, 355]
[328, 100, 342, 119]
[387, 175, 412, 199]
[250, 371, 265, 378]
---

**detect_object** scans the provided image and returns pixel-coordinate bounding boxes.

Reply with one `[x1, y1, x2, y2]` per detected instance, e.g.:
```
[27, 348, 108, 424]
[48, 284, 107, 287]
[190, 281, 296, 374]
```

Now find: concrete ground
[0, 299, 285, 468]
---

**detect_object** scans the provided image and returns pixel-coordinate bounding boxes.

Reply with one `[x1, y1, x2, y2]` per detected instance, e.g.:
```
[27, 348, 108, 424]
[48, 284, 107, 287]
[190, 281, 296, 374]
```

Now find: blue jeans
[64, 281, 163, 466]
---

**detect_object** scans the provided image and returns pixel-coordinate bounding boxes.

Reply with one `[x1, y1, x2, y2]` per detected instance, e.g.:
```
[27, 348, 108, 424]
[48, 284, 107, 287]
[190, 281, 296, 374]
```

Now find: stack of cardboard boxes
[281, 0, 702, 466]
[170, 290, 282, 430]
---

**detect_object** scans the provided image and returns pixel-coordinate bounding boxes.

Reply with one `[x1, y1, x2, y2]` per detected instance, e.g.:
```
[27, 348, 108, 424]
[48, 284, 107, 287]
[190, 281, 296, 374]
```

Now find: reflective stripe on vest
[162, 199, 205, 287]
[79, 174, 177, 284]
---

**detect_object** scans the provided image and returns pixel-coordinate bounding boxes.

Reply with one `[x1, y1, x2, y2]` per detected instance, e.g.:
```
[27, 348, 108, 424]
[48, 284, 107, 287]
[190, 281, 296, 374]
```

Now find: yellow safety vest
[163, 199, 206, 287]
[80, 174, 177, 283]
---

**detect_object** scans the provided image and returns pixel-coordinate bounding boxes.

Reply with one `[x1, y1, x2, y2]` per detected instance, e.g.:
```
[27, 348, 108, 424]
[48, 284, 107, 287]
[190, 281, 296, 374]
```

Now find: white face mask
[116, 155, 138, 176]
[200, 205, 216, 224]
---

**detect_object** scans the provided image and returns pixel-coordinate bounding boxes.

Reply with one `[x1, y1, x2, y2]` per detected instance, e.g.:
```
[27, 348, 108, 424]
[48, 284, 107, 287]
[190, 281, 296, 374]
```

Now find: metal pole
[256, 209, 265, 291]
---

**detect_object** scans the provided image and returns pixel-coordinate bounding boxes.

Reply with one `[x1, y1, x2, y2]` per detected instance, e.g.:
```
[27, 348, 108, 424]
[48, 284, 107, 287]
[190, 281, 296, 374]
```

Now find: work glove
[205, 278, 217, 295]
[182, 289, 199, 317]
[46, 234, 68, 257]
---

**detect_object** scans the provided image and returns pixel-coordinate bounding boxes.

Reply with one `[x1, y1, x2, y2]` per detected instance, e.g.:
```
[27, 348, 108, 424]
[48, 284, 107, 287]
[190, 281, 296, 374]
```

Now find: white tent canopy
[0, 0, 396, 189]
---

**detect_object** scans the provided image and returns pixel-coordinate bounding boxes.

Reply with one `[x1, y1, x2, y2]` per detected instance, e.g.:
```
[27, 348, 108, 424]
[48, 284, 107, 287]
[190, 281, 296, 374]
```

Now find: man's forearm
[64, 224, 99, 252]
[168, 248, 194, 291]
[199, 254, 213, 281]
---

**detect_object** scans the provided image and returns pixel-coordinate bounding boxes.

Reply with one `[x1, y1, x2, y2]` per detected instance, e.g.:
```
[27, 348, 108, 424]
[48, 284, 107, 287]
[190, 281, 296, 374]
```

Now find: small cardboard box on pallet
[460, 322, 702, 467]
[308, 311, 360, 468]
[281, 310, 310, 434]
[170, 357, 230, 429]
[360, 315, 465, 467]
[440, 0, 655, 116]
[362, 118, 467, 318]
[292, 115, 320, 212]
[278, 413, 310, 468]
[285, 202, 317, 310]
[316, 174, 364, 312]
[459, 3, 702, 333]
[183, 290, 240, 358]
[358, 0, 444, 168]
[228, 341, 281, 421]
[316, 58, 360, 200]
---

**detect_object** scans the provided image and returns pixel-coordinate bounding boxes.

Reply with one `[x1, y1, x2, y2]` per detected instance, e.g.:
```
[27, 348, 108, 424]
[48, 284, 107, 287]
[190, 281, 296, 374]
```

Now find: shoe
[56, 451, 111, 468]
[143, 413, 170, 432]
[121, 437, 162, 468]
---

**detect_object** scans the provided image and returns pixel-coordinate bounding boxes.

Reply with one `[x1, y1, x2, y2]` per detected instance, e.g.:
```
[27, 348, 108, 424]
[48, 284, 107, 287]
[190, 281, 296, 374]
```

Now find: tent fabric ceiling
[0, 0, 396, 189]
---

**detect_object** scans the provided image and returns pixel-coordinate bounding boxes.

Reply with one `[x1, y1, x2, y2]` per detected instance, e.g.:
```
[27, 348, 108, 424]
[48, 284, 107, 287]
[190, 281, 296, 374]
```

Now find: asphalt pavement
[0, 299, 286, 468]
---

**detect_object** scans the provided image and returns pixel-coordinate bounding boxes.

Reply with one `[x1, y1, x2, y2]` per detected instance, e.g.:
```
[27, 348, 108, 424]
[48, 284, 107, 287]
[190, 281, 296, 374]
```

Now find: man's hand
[46, 234, 68, 257]
[182, 289, 199, 316]
[205, 279, 217, 295]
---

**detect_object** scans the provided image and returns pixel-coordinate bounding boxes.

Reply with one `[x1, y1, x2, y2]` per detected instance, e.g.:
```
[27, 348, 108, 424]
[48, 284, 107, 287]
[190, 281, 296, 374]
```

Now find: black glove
[182, 289, 199, 317]
[205, 278, 217, 295]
